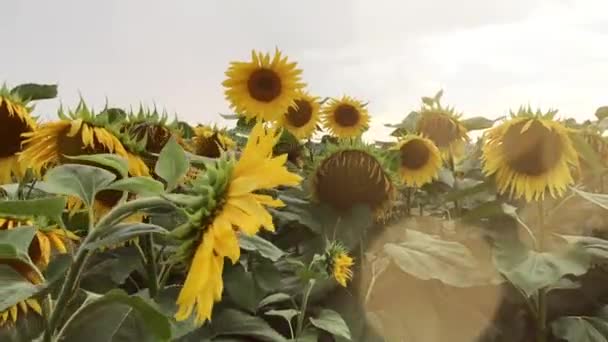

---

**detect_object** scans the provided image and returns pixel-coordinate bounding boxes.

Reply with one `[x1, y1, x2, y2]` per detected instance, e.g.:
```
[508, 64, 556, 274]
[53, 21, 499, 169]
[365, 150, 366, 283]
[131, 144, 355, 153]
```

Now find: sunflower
[482, 108, 579, 201]
[322, 96, 370, 138]
[310, 144, 395, 217]
[169, 122, 301, 324]
[191, 125, 235, 158]
[393, 135, 442, 187]
[278, 91, 320, 139]
[325, 242, 354, 287]
[0, 261, 43, 327]
[0, 217, 78, 269]
[0, 89, 37, 184]
[416, 94, 468, 159]
[223, 49, 305, 122]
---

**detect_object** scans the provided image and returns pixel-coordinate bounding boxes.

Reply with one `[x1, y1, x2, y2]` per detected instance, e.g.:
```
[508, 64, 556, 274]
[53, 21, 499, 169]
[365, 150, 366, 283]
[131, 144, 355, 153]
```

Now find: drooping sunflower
[322, 96, 370, 138]
[223, 49, 305, 122]
[393, 135, 442, 187]
[19, 102, 131, 177]
[415, 93, 468, 159]
[0, 261, 43, 327]
[310, 143, 395, 218]
[191, 125, 235, 158]
[482, 107, 579, 201]
[278, 91, 320, 139]
[0, 87, 37, 184]
[325, 242, 354, 287]
[124, 107, 184, 155]
[0, 217, 78, 269]
[168, 122, 302, 324]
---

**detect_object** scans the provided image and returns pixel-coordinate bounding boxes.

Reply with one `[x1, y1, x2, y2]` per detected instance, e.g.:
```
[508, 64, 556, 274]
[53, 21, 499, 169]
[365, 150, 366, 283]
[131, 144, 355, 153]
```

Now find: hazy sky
[3, 0, 607, 140]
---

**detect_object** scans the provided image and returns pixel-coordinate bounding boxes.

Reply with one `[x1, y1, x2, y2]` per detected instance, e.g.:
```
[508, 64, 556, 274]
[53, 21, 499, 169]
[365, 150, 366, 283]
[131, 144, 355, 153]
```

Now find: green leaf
[224, 265, 261, 313]
[0, 227, 37, 261]
[437, 168, 455, 187]
[571, 135, 605, 174]
[461, 116, 501, 131]
[421, 97, 435, 106]
[64, 154, 129, 177]
[493, 239, 591, 296]
[155, 136, 189, 191]
[257, 293, 291, 309]
[43, 164, 116, 207]
[572, 187, 608, 210]
[59, 289, 171, 342]
[238, 234, 285, 262]
[10, 83, 58, 101]
[385, 111, 420, 137]
[596, 106, 608, 120]
[0, 305, 45, 342]
[552, 315, 608, 342]
[86, 223, 168, 251]
[560, 235, 608, 262]
[0, 265, 41, 312]
[105, 177, 165, 197]
[265, 309, 298, 325]
[0, 197, 66, 220]
[383, 229, 502, 287]
[211, 308, 287, 342]
[254, 259, 283, 293]
[177, 121, 195, 139]
[309, 309, 352, 340]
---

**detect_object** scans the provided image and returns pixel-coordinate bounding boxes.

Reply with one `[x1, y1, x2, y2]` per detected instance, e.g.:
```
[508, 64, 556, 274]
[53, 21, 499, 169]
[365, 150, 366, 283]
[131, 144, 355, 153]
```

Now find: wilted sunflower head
[124, 106, 183, 154]
[0, 87, 37, 184]
[392, 134, 442, 187]
[322, 96, 370, 138]
[223, 49, 305, 122]
[324, 242, 354, 287]
[19, 101, 129, 176]
[416, 93, 468, 159]
[482, 107, 579, 201]
[278, 91, 320, 139]
[191, 125, 235, 158]
[311, 144, 395, 216]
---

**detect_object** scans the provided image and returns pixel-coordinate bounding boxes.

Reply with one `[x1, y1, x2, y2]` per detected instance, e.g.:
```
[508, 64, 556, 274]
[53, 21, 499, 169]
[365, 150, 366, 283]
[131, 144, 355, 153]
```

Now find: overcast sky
[3, 0, 607, 140]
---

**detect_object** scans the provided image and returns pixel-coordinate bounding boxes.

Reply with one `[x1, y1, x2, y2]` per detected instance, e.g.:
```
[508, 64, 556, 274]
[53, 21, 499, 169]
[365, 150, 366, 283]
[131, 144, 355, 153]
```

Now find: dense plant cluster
[1, 50, 608, 342]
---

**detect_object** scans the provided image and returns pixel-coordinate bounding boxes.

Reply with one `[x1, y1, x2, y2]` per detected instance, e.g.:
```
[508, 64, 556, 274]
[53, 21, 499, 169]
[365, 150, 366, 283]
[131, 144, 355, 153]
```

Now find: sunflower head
[124, 106, 183, 154]
[0, 260, 43, 326]
[20, 101, 130, 176]
[278, 91, 320, 139]
[273, 129, 305, 168]
[191, 125, 236, 158]
[391, 134, 442, 187]
[310, 142, 395, 217]
[482, 107, 579, 201]
[223, 49, 305, 122]
[322, 96, 370, 138]
[0, 87, 37, 184]
[324, 242, 354, 287]
[416, 93, 468, 159]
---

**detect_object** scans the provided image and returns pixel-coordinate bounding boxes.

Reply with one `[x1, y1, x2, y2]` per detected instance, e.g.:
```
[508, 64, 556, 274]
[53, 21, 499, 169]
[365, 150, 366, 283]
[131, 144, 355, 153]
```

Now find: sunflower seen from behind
[223, 49, 305, 122]
[0, 87, 37, 184]
[322, 96, 370, 138]
[415, 92, 468, 159]
[393, 134, 442, 187]
[278, 91, 320, 139]
[482, 107, 579, 201]
[167, 121, 301, 324]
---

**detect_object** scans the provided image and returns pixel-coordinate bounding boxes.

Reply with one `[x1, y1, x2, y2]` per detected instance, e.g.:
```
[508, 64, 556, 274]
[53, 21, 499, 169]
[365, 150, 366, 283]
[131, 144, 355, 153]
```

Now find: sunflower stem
[448, 155, 460, 216]
[536, 200, 547, 342]
[141, 234, 159, 298]
[296, 279, 315, 339]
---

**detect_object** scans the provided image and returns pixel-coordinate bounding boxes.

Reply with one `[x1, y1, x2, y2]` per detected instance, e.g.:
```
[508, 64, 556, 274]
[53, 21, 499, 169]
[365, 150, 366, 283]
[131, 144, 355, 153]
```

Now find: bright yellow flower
[331, 251, 354, 287]
[223, 49, 305, 122]
[393, 135, 442, 187]
[482, 111, 579, 201]
[322, 96, 370, 138]
[278, 91, 320, 139]
[0, 93, 37, 184]
[175, 122, 302, 324]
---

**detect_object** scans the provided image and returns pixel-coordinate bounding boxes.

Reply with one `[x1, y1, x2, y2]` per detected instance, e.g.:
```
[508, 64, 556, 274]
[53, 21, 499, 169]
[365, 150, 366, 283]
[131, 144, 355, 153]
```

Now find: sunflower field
[2, 49, 608, 342]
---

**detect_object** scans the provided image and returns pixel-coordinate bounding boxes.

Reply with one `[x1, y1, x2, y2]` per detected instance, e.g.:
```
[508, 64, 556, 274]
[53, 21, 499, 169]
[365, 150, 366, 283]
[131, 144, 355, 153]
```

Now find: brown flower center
[56, 126, 111, 164]
[247, 68, 282, 102]
[0, 101, 32, 158]
[315, 150, 392, 211]
[334, 104, 360, 127]
[417, 112, 461, 148]
[502, 119, 563, 176]
[95, 189, 124, 208]
[131, 123, 172, 154]
[285, 100, 313, 128]
[195, 134, 222, 158]
[400, 139, 431, 170]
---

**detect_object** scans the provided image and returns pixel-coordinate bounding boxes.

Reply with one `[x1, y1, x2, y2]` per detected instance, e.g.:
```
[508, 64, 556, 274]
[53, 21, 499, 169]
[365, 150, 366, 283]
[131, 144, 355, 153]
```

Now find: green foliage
[155, 136, 189, 191]
[10, 83, 58, 101]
